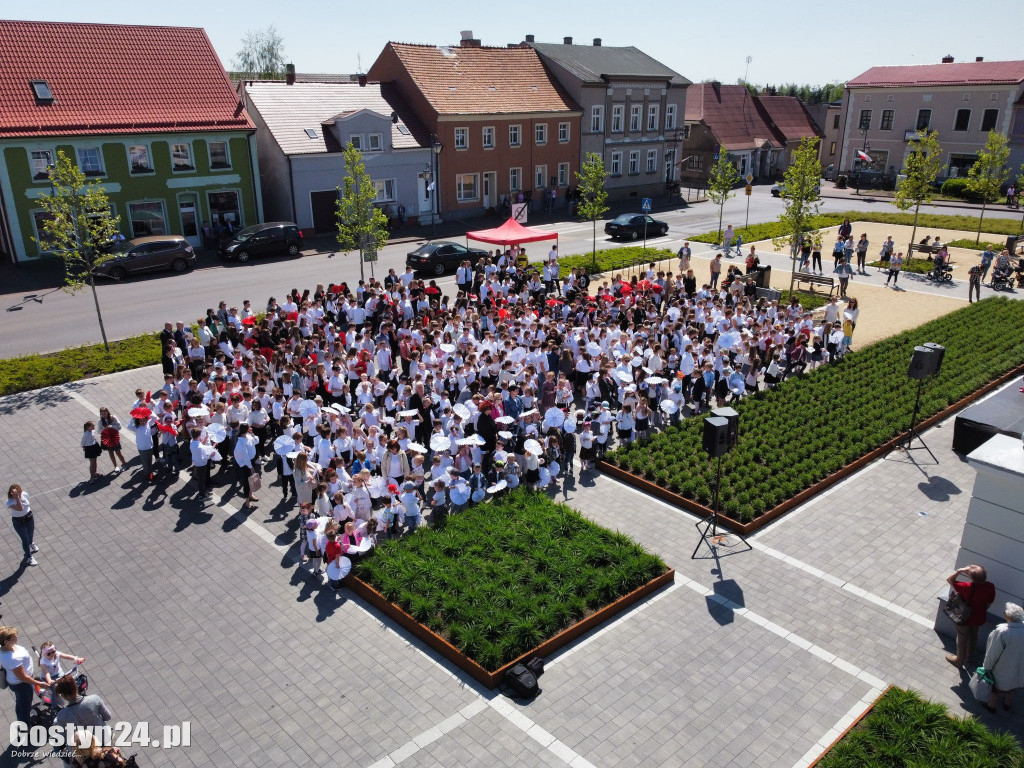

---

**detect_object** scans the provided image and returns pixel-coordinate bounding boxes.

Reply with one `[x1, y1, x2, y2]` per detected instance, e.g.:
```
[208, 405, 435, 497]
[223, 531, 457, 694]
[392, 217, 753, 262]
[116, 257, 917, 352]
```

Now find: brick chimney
[563, 36, 573, 45]
[525, 34, 535, 43]
[285, 63, 295, 85]
[976, 56, 984, 62]
[593, 38, 602, 46]
[357, 74, 367, 87]
[459, 30, 481, 47]
[942, 54, 954, 63]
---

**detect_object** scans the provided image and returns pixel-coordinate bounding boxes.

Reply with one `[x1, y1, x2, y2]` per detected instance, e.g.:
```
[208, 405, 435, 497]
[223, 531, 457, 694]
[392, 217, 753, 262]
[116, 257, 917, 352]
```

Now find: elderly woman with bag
[980, 603, 1024, 713]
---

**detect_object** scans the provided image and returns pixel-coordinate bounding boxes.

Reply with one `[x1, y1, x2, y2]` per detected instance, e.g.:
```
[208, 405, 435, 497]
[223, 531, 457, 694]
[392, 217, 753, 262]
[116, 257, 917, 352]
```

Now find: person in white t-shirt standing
[1, 626, 48, 725]
[6, 484, 38, 566]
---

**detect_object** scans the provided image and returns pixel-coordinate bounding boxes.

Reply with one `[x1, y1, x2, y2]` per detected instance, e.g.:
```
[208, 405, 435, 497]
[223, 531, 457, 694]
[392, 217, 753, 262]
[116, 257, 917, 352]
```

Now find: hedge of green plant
[779, 290, 830, 311]
[946, 238, 1005, 252]
[0, 334, 162, 397]
[867, 259, 937, 275]
[605, 297, 1024, 522]
[526, 246, 675, 279]
[818, 687, 1024, 768]
[688, 211, 1022, 245]
[355, 488, 667, 671]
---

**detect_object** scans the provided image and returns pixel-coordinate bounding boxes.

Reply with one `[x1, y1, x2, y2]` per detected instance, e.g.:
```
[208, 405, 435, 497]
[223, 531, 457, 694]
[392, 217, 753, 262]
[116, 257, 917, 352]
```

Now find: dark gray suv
[218, 222, 303, 262]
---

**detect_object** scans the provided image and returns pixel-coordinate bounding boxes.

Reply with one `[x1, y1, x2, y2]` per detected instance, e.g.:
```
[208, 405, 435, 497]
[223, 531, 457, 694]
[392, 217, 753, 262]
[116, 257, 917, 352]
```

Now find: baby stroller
[990, 264, 1015, 291]
[29, 655, 88, 728]
[928, 260, 954, 283]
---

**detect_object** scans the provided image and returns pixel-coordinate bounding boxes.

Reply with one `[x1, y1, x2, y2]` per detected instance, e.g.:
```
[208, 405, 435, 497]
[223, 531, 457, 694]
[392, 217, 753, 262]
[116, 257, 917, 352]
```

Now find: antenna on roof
[744, 55, 752, 85]
[357, 52, 362, 74]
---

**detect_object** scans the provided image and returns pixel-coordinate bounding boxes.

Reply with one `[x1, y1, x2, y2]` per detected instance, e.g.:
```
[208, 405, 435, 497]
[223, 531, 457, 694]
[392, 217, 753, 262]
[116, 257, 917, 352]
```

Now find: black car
[604, 214, 669, 241]
[219, 222, 303, 262]
[406, 241, 488, 275]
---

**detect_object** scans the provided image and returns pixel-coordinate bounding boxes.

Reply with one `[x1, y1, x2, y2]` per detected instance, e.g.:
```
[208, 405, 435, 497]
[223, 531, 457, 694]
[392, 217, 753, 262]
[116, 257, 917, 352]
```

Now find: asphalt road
[1, 186, 1019, 357]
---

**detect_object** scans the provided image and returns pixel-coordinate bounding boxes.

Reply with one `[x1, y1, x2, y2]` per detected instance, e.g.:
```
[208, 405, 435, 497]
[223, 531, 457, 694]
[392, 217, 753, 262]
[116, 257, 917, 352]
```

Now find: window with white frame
[646, 148, 657, 173]
[535, 123, 547, 145]
[689, 154, 704, 169]
[880, 110, 894, 131]
[591, 105, 604, 133]
[647, 104, 659, 131]
[858, 109, 872, 130]
[30, 149, 53, 180]
[558, 122, 569, 143]
[557, 162, 569, 186]
[77, 146, 104, 176]
[367, 134, 383, 152]
[954, 109, 971, 132]
[665, 104, 677, 130]
[610, 151, 622, 175]
[208, 140, 230, 168]
[509, 167, 521, 191]
[482, 126, 495, 148]
[171, 143, 193, 171]
[349, 135, 363, 150]
[629, 104, 641, 132]
[128, 145, 153, 174]
[454, 128, 468, 149]
[456, 173, 479, 201]
[628, 150, 640, 174]
[981, 108, 999, 131]
[373, 178, 396, 202]
[916, 109, 931, 131]
[611, 104, 624, 133]
[128, 200, 168, 237]
[31, 209, 55, 251]
[509, 124, 521, 147]
[535, 164, 547, 188]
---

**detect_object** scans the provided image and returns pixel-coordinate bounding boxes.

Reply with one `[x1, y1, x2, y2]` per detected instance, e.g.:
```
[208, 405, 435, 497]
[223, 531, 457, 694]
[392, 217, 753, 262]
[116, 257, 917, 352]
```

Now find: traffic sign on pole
[641, 197, 652, 212]
[745, 172, 753, 184]
[745, 185, 752, 196]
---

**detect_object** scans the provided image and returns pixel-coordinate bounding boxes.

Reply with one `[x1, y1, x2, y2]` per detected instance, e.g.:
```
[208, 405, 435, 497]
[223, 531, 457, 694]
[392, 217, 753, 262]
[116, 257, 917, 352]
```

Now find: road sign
[745, 173, 753, 184]
[641, 197, 652, 212]
[511, 202, 528, 223]
[745, 185, 752, 196]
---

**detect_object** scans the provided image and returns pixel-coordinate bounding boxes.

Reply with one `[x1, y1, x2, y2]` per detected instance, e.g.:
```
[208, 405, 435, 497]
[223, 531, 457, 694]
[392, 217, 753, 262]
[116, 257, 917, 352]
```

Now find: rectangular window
[833, 113, 840, 129]
[916, 109, 931, 131]
[128, 145, 153, 174]
[509, 167, 521, 191]
[610, 151, 622, 175]
[689, 155, 704, 170]
[482, 126, 495, 148]
[858, 109, 872, 130]
[30, 149, 52, 180]
[665, 104, 677, 130]
[558, 122, 569, 143]
[628, 150, 640, 175]
[208, 190, 240, 230]
[981, 108, 999, 131]
[590, 105, 603, 133]
[611, 104, 624, 133]
[954, 109, 971, 132]
[373, 178, 396, 202]
[829, 141, 836, 156]
[31, 209, 54, 251]
[509, 124, 521, 147]
[128, 201, 168, 237]
[880, 110, 894, 130]
[349, 135, 362, 150]
[171, 143, 194, 171]
[456, 173, 478, 202]
[535, 123, 547, 145]
[647, 104, 659, 131]
[535, 164, 547, 188]
[367, 134, 383, 152]
[948, 153, 979, 177]
[208, 140, 230, 168]
[629, 104, 641, 132]
[557, 162, 569, 186]
[645, 149, 657, 173]
[77, 147, 103, 176]
[454, 128, 468, 149]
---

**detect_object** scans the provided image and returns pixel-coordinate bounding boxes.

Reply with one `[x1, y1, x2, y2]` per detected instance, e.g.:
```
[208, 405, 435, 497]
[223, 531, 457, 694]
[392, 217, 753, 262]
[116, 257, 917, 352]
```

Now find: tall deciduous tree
[575, 152, 609, 269]
[966, 131, 1011, 243]
[893, 129, 943, 258]
[707, 146, 740, 244]
[34, 150, 120, 351]
[335, 142, 389, 282]
[771, 138, 823, 293]
[233, 25, 287, 78]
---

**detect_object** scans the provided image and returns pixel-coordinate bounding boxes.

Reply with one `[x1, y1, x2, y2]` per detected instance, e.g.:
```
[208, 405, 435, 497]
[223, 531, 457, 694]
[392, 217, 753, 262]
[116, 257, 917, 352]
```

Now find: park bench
[908, 242, 941, 260]
[793, 272, 836, 295]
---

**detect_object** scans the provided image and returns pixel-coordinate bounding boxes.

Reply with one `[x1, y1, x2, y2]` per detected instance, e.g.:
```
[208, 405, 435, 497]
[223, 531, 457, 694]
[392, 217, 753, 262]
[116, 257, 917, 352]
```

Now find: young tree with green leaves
[335, 142, 390, 282]
[232, 25, 287, 78]
[893, 129, 943, 259]
[34, 150, 121, 351]
[575, 152, 609, 269]
[707, 146, 740, 245]
[771, 138, 823, 293]
[966, 131, 1011, 242]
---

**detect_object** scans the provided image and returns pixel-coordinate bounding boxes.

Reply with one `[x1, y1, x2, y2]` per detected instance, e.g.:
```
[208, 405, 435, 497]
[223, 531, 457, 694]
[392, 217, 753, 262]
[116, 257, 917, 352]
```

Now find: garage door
[310, 191, 337, 234]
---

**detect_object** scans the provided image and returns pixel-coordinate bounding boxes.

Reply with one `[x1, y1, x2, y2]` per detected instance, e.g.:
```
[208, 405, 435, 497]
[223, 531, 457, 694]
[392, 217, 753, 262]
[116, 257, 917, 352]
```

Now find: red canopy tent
[465, 217, 558, 250]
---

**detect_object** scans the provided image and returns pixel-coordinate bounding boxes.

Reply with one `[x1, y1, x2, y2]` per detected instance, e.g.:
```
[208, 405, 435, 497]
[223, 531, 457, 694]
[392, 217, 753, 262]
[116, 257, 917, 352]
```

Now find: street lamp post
[430, 134, 442, 240]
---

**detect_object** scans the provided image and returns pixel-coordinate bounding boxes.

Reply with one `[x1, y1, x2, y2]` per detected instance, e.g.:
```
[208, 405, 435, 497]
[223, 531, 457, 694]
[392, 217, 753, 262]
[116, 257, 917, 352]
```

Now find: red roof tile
[684, 84, 781, 151]
[376, 42, 579, 116]
[848, 60, 1024, 88]
[756, 95, 821, 143]
[0, 20, 253, 138]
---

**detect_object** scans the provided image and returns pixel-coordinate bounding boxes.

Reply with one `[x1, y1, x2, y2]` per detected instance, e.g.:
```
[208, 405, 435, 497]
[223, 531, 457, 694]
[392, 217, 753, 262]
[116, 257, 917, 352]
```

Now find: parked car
[93, 236, 195, 280]
[771, 181, 822, 197]
[406, 241, 488, 275]
[218, 222, 303, 262]
[604, 214, 668, 241]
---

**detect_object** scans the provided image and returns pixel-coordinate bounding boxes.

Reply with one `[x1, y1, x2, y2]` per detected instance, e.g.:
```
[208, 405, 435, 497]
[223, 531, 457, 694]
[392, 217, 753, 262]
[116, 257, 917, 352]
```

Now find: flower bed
[813, 687, 1024, 767]
[352, 489, 670, 684]
[602, 297, 1024, 526]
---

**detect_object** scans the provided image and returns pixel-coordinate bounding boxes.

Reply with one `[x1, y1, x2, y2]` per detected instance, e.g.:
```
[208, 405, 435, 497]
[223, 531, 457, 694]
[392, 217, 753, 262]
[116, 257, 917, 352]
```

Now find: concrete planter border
[808, 685, 892, 767]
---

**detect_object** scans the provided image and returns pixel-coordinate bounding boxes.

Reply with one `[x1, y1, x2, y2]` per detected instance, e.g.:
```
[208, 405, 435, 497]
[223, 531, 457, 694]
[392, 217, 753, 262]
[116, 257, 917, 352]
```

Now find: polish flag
[857, 150, 873, 163]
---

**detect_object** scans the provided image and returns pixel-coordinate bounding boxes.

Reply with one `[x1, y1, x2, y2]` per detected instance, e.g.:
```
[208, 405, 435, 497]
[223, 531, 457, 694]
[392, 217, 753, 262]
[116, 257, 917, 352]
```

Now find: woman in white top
[6, 484, 38, 566]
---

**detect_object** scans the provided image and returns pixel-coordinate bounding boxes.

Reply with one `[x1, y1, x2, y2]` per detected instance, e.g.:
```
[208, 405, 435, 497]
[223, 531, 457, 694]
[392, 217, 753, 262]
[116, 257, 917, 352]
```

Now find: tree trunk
[976, 201, 987, 243]
[591, 219, 597, 270]
[358, 247, 365, 282]
[89, 275, 110, 353]
[717, 203, 724, 246]
[908, 204, 921, 262]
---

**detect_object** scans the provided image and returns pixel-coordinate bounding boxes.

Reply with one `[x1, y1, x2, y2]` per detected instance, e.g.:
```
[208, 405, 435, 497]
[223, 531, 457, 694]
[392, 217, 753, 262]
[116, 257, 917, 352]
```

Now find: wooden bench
[908, 242, 941, 260]
[794, 272, 836, 295]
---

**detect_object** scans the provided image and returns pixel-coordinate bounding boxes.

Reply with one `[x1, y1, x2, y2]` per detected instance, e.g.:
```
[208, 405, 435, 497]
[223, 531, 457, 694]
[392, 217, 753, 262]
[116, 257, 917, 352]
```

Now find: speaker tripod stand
[692, 453, 752, 559]
[898, 376, 937, 464]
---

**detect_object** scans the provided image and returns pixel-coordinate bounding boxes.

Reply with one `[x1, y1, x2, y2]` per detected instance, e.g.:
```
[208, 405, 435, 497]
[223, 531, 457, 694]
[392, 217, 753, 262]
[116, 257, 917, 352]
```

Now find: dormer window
[30, 80, 53, 102]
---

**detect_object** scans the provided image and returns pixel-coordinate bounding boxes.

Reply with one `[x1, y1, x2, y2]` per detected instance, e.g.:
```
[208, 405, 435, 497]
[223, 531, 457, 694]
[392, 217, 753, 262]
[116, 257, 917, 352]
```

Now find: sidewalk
[819, 179, 1024, 216]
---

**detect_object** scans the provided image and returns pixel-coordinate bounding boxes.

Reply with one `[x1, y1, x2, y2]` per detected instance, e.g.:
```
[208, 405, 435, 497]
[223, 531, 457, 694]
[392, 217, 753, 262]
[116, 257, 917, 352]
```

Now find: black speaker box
[908, 346, 933, 380]
[923, 342, 945, 377]
[702, 416, 730, 457]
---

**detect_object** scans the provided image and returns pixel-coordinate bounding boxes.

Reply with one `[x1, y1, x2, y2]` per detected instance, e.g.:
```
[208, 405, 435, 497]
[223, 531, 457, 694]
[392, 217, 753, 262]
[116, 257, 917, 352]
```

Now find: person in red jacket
[945, 564, 996, 670]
